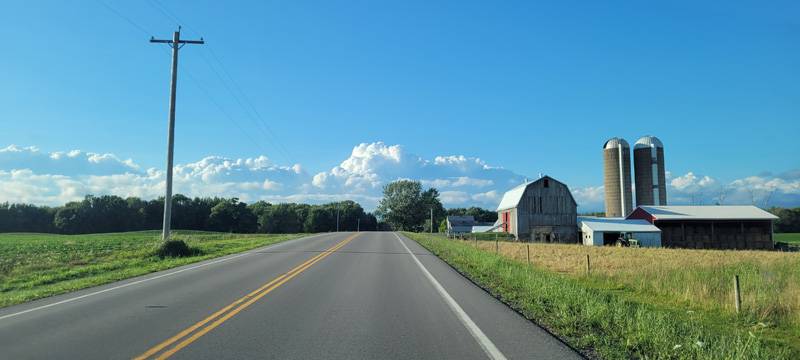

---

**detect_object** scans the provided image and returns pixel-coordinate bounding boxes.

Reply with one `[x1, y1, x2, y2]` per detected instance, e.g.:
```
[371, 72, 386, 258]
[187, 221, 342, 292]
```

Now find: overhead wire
[96, 0, 274, 158]
[96, 0, 154, 37]
[145, 0, 297, 166]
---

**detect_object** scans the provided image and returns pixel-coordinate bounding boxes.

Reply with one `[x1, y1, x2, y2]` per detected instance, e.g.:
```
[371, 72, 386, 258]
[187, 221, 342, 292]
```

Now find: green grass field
[775, 233, 800, 245]
[405, 232, 799, 359]
[0, 231, 305, 308]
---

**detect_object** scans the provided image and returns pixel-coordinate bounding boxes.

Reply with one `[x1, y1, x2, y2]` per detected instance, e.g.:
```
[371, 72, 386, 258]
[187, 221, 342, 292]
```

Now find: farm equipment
[615, 232, 640, 248]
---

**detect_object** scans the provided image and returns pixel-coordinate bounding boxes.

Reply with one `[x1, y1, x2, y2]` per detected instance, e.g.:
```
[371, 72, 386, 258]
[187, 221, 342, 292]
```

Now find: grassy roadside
[0, 231, 307, 308]
[404, 232, 795, 359]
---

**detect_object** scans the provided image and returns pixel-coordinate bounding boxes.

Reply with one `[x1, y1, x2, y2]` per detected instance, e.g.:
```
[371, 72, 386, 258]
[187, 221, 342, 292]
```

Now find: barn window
[544, 179, 549, 188]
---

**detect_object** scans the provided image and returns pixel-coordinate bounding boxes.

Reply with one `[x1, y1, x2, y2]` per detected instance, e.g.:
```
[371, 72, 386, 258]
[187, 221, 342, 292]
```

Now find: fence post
[734, 275, 741, 313]
[495, 238, 499, 254]
[586, 254, 591, 274]
[526, 243, 530, 265]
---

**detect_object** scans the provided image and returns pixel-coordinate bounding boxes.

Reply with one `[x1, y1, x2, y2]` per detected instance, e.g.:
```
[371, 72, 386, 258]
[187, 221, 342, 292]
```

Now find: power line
[205, 47, 296, 163]
[97, 0, 154, 37]
[184, 70, 273, 157]
[144, 0, 296, 165]
[198, 48, 295, 165]
[97, 0, 295, 168]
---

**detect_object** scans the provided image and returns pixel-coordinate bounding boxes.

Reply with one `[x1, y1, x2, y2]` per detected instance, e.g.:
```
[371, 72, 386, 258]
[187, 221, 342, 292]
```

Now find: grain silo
[603, 137, 633, 217]
[634, 136, 667, 206]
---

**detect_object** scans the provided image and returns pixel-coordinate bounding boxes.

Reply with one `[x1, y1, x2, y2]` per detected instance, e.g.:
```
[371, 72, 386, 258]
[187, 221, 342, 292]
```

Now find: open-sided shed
[627, 205, 778, 249]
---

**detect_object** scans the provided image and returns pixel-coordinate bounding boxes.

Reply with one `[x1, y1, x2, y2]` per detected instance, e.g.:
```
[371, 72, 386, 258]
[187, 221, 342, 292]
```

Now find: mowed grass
[0, 231, 306, 308]
[775, 233, 800, 245]
[405, 233, 799, 359]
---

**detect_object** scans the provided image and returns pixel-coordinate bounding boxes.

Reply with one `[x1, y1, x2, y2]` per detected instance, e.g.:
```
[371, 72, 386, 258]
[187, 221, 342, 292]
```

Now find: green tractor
[615, 232, 640, 248]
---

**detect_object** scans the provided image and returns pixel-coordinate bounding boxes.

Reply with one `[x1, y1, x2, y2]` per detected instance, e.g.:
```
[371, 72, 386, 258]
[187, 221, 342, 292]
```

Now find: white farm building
[578, 217, 662, 247]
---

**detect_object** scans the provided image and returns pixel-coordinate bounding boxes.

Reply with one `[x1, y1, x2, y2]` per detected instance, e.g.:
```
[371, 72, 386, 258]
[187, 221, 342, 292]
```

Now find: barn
[627, 205, 778, 249]
[496, 176, 578, 243]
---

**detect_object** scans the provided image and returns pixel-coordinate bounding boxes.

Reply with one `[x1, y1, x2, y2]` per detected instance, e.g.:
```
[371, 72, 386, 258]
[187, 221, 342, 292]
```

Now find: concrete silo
[603, 138, 633, 217]
[634, 136, 667, 206]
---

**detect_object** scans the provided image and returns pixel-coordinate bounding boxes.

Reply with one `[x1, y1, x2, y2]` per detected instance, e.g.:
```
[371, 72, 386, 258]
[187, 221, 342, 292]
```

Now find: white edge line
[393, 233, 507, 360]
[0, 233, 328, 321]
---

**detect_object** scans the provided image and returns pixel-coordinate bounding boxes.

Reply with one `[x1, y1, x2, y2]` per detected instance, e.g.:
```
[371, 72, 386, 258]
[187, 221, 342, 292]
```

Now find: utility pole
[430, 208, 434, 234]
[150, 27, 204, 242]
[336, 205, 340, 232]
[357, 218, 360, 232]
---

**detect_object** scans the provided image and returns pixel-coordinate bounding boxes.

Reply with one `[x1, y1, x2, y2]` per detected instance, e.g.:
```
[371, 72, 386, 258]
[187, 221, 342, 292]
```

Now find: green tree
[258, 203, 304, 233]
[376, 180, 444, 231]
[208, 198, 257, 233]
[446, 207, 498, 223]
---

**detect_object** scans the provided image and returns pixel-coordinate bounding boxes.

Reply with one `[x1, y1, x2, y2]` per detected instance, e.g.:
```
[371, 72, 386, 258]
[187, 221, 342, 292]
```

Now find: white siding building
[578, 217, 662, 247]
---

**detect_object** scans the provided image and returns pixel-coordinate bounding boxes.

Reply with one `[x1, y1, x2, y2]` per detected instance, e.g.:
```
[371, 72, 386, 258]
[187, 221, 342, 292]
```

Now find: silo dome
[603, 137, 629, 150]
[634, 136, 663, 149]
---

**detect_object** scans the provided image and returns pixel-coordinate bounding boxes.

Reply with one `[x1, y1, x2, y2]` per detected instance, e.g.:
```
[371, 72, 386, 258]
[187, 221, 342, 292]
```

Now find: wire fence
[428, 232, 800, 325]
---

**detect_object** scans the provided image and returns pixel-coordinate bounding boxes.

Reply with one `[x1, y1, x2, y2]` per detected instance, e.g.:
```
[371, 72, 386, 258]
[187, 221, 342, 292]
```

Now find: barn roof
[578, 217, 661, 233]
[631, 206, 778, 221]
[496, 182, 528, 211]
[496, 176, 576, 212]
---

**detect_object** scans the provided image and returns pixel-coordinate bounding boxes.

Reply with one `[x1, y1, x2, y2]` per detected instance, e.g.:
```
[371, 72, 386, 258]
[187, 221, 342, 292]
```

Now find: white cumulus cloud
[1, 143, 798, 211]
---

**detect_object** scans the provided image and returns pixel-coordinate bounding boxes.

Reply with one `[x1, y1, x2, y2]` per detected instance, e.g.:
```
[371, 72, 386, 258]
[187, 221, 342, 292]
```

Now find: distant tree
[258, 203, 304, 233]
[304, 206, 333, 232]
[208, 198, 257, 233]
[770, 207, 800, 233]
[248, 201, 272, 217]
[376, 180, 444, 231]
[579, 211, 606, 217]
[1, 195, 381, 235]
[446, 207, 497, 223]
[0, 203, 56, 233]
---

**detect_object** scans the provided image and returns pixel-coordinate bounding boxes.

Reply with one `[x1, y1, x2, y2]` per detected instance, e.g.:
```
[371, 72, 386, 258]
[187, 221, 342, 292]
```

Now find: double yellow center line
[135, 233, 360, 360]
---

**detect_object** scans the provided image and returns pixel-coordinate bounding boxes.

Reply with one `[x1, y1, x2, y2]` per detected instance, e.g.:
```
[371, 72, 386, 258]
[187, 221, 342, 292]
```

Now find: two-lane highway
[0, 232, 580, 359]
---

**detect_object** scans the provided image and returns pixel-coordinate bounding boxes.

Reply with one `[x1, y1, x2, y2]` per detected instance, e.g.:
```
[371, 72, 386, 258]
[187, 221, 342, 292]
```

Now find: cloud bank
[1, 143, 798, 211]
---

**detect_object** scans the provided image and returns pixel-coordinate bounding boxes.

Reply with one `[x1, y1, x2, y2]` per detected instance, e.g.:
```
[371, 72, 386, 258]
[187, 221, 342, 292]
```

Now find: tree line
[0, 195, 378, 234]
[769, 207, 800, 233]
[3, 187, 797, 235]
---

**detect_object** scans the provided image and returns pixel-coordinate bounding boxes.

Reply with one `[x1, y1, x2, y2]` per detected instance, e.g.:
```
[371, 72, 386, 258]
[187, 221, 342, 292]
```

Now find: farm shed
[627, 205, 778, 250]
[578, 217, 662, 247]
[496, 176, 578, 243]
[446, 216, 474, 236]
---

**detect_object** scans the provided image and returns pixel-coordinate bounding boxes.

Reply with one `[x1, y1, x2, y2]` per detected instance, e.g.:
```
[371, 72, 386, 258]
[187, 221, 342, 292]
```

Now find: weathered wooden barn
[496, 176, 578, 243]
[627, 205, 778, 249]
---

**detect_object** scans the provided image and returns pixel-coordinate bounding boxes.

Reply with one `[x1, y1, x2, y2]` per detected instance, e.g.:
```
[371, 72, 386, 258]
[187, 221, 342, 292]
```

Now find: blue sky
[1, 0, 798, 211]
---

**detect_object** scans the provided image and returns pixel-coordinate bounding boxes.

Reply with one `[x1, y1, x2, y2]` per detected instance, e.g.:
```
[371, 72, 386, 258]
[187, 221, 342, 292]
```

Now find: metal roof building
[627, 205, 778, 249]
[446, 216, 475, 235]
[578, 217, 662, 247]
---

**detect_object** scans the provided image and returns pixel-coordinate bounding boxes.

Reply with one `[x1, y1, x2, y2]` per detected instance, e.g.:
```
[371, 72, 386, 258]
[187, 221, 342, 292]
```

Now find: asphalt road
[0, 232, 580, 360]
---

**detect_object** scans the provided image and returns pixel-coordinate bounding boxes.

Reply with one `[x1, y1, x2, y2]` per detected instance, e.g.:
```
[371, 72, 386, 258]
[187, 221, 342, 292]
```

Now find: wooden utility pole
[150, 27, 204, 242]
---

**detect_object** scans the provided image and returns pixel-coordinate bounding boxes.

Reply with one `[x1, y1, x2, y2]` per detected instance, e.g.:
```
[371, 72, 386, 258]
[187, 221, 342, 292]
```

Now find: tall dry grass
[465, 238, 800, 328]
